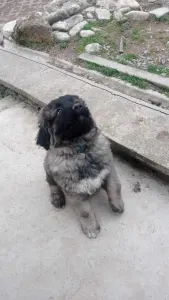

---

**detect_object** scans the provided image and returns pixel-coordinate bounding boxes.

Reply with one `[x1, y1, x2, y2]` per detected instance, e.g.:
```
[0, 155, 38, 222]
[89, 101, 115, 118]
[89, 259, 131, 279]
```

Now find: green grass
[131, 24, 145, 42]
[85, 62, 148, 89]
[122, 53, 138, 61]
[75, 31, 109, 53]
[158, 15, 169, 23]
[59, 41, 68, 49]
[82, 20, 109, 31]
[83, 22, 94, 30]
[148, 64, 169, 77]
[75, 20, 125, 54]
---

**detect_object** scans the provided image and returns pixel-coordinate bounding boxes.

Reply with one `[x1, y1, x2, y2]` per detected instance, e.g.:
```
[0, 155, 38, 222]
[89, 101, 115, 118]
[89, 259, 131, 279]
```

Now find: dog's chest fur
[44, 132, 112, 195]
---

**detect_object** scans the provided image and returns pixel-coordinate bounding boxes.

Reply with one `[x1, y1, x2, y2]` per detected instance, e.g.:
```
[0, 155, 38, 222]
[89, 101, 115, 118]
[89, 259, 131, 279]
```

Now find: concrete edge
[79, 53, 169, 90]
[2, 41, 169, 109]
[49, 57, 169, 110]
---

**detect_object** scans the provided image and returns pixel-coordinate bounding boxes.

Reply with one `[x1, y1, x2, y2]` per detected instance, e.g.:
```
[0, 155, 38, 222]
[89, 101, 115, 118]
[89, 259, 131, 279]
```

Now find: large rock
[47, 4, 81, 25]
[115, 0, 140, 10]
[96, 0, 140, 11]
[53, 31, 70, 41]
[95, 8, 111, 20]
[12, 14, 53, 45]
[2, 20, 16, 39]
[149, 7, 169, 19]
[125, 11, 149, 20]
[52, 14, 83, 31]
[69, 20, 87, 36]
[85, 43, 102, 53]
[80, 29, 95, 37]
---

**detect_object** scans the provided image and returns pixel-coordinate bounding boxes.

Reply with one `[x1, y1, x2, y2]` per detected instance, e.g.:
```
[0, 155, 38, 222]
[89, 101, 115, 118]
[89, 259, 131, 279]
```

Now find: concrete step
[0, 48, 169, 176]
[0, 95, 20, 111]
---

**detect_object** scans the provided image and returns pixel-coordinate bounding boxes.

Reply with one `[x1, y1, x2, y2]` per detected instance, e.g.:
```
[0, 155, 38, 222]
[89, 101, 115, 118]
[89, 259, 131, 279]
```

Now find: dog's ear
[36, 106, 55, 150]
[36, 126, 50, 150]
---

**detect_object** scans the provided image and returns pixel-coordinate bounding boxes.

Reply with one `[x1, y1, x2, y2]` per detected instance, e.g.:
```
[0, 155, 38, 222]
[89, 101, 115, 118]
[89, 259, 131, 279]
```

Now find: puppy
[36, 95, 124, 238]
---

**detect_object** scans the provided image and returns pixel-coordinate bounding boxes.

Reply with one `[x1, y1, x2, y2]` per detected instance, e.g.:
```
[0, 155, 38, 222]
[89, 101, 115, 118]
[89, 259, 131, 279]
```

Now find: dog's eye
[57, 108, 62, 116]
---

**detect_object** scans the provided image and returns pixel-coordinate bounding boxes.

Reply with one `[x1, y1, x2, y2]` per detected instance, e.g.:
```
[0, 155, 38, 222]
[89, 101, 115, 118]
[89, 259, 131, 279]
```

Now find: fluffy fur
[36, 95, 124, 238]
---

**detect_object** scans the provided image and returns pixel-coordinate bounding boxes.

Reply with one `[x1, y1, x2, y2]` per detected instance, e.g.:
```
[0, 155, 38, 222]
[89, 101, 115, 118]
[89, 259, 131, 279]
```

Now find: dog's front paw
[51, 194, 66, 208]
[80, 218, 100, 239]
[110, 198, 124, 214]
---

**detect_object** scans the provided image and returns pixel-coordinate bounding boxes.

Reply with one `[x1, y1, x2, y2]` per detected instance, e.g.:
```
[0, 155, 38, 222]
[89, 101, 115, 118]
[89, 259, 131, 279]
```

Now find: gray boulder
[52, 14, 83, 31]
[149, 7, 169, 19]
[44, 0, 96, 14]
[53, 31, 70, 41]
[115, 0, 140, 10]
[95, 8, 111, 20]
[80, 30, 95, 37]
[47, 3, 81, 25]
[12, 14, 53, 45]
[85, 43, 102, 53]
[97, 0, 139, 11]
[3, 20, 16, 39]
[125, 11, 149, 21]
[69, 20, 87, 36]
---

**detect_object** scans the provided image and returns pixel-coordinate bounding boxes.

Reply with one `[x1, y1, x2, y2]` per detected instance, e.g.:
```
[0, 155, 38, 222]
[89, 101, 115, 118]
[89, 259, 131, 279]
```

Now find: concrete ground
[1, 96, 169, 300]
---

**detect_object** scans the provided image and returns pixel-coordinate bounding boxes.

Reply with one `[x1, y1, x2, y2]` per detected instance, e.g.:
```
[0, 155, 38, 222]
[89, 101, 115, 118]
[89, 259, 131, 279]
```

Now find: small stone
[69, 21, 87, 36]
[80, 30, 95, 37]
[167, 41, 169, 45]
[53, 31, 70, 41]
[143, 50, 148, 55]
[95, 8, 111, 20]
[3, 20, 16, 39]
[125, 11, 149, 21]
[85, 43, 102, 54]
[149, 7, 169, 19]
[52, 14, 83, 31]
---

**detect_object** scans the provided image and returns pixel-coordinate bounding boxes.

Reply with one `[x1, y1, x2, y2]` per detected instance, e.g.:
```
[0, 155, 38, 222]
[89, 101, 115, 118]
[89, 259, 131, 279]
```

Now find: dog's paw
[81, 220, 100, 239]
[51, 195, 66, 208]
[110, 199, 124, 214]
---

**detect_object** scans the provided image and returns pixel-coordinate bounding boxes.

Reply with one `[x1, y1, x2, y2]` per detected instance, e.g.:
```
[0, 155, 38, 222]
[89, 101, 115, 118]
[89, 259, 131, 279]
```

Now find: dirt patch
[132, 181, 141, 193]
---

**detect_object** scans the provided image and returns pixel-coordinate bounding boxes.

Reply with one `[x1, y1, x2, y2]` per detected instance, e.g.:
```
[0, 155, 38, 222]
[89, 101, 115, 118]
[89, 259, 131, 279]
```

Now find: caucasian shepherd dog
[36, 95, 124, 238]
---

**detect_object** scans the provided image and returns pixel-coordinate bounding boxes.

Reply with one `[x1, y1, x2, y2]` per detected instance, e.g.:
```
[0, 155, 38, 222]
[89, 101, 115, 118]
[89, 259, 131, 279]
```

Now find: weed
[131, 24, 145, 42]
[116, 57, 128, 65]
[122, 53, 138, 61]
[158, 15, 169, 23]
[59, 41, 68, 49]
[148, 64, 169, 77]
[85, 62, 148, 89]
[83, 20, 109, 31]
[75, 31, 107, 53]
[83, 22, 94, 30]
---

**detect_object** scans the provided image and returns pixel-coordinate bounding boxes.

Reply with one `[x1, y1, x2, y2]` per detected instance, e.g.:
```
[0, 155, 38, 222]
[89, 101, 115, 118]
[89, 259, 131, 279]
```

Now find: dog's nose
[72, 103, 82, 113]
